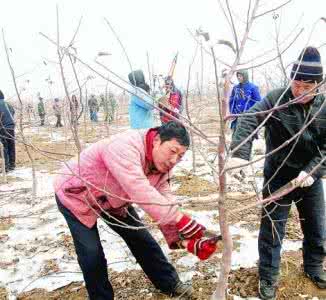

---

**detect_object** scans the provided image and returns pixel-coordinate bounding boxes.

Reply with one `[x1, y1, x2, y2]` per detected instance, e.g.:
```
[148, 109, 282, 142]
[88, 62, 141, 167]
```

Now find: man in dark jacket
[0, 90, 15, 172]
[227, 47, 326, 299]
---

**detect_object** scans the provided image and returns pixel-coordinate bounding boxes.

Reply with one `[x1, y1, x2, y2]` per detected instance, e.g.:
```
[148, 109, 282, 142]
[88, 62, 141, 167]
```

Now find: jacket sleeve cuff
[159, 223, 182, 249]
[303, 164, 322, 181]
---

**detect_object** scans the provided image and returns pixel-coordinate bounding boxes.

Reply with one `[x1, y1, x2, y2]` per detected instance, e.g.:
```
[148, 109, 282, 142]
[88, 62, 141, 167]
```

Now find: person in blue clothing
[229, 70, 262, 133]
[0, 90, 15, 172]
[128, 70, 154, 129]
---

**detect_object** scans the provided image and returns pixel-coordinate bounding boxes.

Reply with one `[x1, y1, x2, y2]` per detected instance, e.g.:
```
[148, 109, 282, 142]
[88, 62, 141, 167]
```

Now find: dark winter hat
[290, 46, 323, 83]
[128, 70, 145, 87]
[0, 90, 4, 100]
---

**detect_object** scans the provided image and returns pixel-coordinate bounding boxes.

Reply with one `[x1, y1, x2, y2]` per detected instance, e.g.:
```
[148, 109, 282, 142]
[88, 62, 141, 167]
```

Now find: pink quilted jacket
[53, 129, 180, 246]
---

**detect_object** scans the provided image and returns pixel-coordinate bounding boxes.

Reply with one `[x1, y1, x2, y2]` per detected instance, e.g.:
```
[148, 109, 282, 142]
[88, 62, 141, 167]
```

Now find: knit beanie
[290, 46, 323, 83]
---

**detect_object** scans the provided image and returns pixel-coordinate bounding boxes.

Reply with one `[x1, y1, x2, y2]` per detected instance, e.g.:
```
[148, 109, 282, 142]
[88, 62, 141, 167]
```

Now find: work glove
[224, 157, 249, 182]
[176, 215, 206, 240]
[297, 171, 314, 188]
[186, 236, 222, 260]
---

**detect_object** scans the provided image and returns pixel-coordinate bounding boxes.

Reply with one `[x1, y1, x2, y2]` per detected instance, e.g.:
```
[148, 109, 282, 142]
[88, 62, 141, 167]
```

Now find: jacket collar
[145, 128, 160, 174]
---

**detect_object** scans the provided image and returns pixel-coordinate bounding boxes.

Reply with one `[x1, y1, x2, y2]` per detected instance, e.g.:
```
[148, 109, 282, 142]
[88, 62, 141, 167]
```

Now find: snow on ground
[0, 132, 324, 299]
[0, 167, 142, 299]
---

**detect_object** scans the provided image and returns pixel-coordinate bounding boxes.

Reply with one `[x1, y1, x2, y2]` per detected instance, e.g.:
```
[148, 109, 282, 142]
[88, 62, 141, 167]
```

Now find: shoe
[305, 271, 326, 289]
[172, 280, 193, 299]
[258, 279, 277, 300]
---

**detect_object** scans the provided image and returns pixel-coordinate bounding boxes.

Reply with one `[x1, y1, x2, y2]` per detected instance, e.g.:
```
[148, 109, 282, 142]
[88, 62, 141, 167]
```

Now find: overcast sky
[1, 0, 326, 103]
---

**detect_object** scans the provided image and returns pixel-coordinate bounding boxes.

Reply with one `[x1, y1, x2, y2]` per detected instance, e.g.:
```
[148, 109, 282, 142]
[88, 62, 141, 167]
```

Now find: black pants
[56, 195, 179, 300]
[39, 114, 45, 126]
[0, 128, 15, 171]
[55, 115, 63, 127]
[259, 173, 326, 282]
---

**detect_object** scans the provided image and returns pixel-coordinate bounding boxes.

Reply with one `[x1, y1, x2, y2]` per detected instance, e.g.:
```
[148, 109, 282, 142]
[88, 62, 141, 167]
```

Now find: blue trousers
[90, 110, 98, 122]
[56, 195, 179, 300]
[259, 174, 326, 282]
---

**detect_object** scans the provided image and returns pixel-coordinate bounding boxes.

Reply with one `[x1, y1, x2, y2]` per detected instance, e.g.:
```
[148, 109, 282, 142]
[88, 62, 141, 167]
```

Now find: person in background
[0, 90, 15, 172]
[53, 98, 63, 127]
[88, 95, 99, 122]
[70, 94, 79, 126]
[229, 69, 261, 134]
[26, 103, 35, 124]
[53, 121, 222, 300]
[128, 70, 154, 129]
[159, 76, 183, 124]
[38, 97, 46, 126]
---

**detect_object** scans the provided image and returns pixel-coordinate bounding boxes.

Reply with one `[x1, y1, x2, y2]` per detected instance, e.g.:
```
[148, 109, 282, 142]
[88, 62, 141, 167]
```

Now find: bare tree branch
[254, 0, 292, 20]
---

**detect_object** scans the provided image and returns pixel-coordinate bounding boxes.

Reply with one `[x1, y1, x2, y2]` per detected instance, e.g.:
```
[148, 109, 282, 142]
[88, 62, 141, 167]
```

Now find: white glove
[297, 171, 314, 188]
[225, 157, 249, 181]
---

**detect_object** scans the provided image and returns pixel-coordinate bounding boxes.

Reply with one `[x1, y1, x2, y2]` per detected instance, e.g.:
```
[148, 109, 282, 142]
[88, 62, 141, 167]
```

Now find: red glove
[187, 237, 219, 260]
[176, 215, 205, 240]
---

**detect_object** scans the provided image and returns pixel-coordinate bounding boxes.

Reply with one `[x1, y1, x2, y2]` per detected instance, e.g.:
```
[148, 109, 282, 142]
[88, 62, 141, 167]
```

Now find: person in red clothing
[54, 121, 221, 300]
[159, 76, 183, 124]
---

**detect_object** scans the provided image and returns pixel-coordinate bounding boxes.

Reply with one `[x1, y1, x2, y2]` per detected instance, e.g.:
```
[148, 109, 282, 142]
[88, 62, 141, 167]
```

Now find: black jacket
[0, 99, 15, 129]
[231, 87, 326, 180]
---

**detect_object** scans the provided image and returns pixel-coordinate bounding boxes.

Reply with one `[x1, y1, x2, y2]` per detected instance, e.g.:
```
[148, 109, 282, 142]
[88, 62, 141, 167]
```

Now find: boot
[305, 271, 326, 289]
[171, 280, 192, 299]
[258, 279, 277, 300]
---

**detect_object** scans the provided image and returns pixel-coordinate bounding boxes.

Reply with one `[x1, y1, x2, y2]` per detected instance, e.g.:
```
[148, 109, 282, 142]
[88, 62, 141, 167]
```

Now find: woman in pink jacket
[53, 121, 220, 300]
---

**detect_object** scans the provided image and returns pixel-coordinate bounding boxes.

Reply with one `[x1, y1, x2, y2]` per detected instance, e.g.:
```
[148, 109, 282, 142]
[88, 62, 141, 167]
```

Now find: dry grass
[173, 174, 217, 197]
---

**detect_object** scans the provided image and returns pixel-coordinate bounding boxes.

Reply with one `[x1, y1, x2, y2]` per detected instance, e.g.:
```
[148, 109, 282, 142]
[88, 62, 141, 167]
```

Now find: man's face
[291, 80, 317, 104]
[237, 74, 244, 83]
[152, 137, 187, 173]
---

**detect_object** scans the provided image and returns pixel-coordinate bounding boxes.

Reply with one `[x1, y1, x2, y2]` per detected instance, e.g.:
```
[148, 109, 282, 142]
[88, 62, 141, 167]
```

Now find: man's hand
[225, 157, 249, 181]
[297, 171, 314, 187]
[185, 236, 222, 260]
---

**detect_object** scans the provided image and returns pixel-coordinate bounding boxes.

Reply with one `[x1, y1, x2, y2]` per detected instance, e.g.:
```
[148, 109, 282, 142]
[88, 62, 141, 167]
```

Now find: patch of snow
[0, 168, 55, 198]
[179, 271, 201, 282]
[49, 132, 66, 142]
[0, 168, 141, 298]
[176, 255, 198, 268]
[282, 240, 302, 252]
[233, 296, 260, 300]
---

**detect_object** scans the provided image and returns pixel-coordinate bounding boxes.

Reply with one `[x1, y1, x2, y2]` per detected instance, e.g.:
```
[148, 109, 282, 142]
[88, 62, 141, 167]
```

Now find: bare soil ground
[14, 251, 326, 300]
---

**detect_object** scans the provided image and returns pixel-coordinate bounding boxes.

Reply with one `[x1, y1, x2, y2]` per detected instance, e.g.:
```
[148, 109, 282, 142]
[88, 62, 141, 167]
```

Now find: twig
[254, 0, 292, 20]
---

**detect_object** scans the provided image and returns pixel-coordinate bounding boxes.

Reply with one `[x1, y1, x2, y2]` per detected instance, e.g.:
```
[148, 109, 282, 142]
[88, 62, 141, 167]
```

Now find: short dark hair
[157, 121, 190, 147]
[0, 90, 4, 100]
